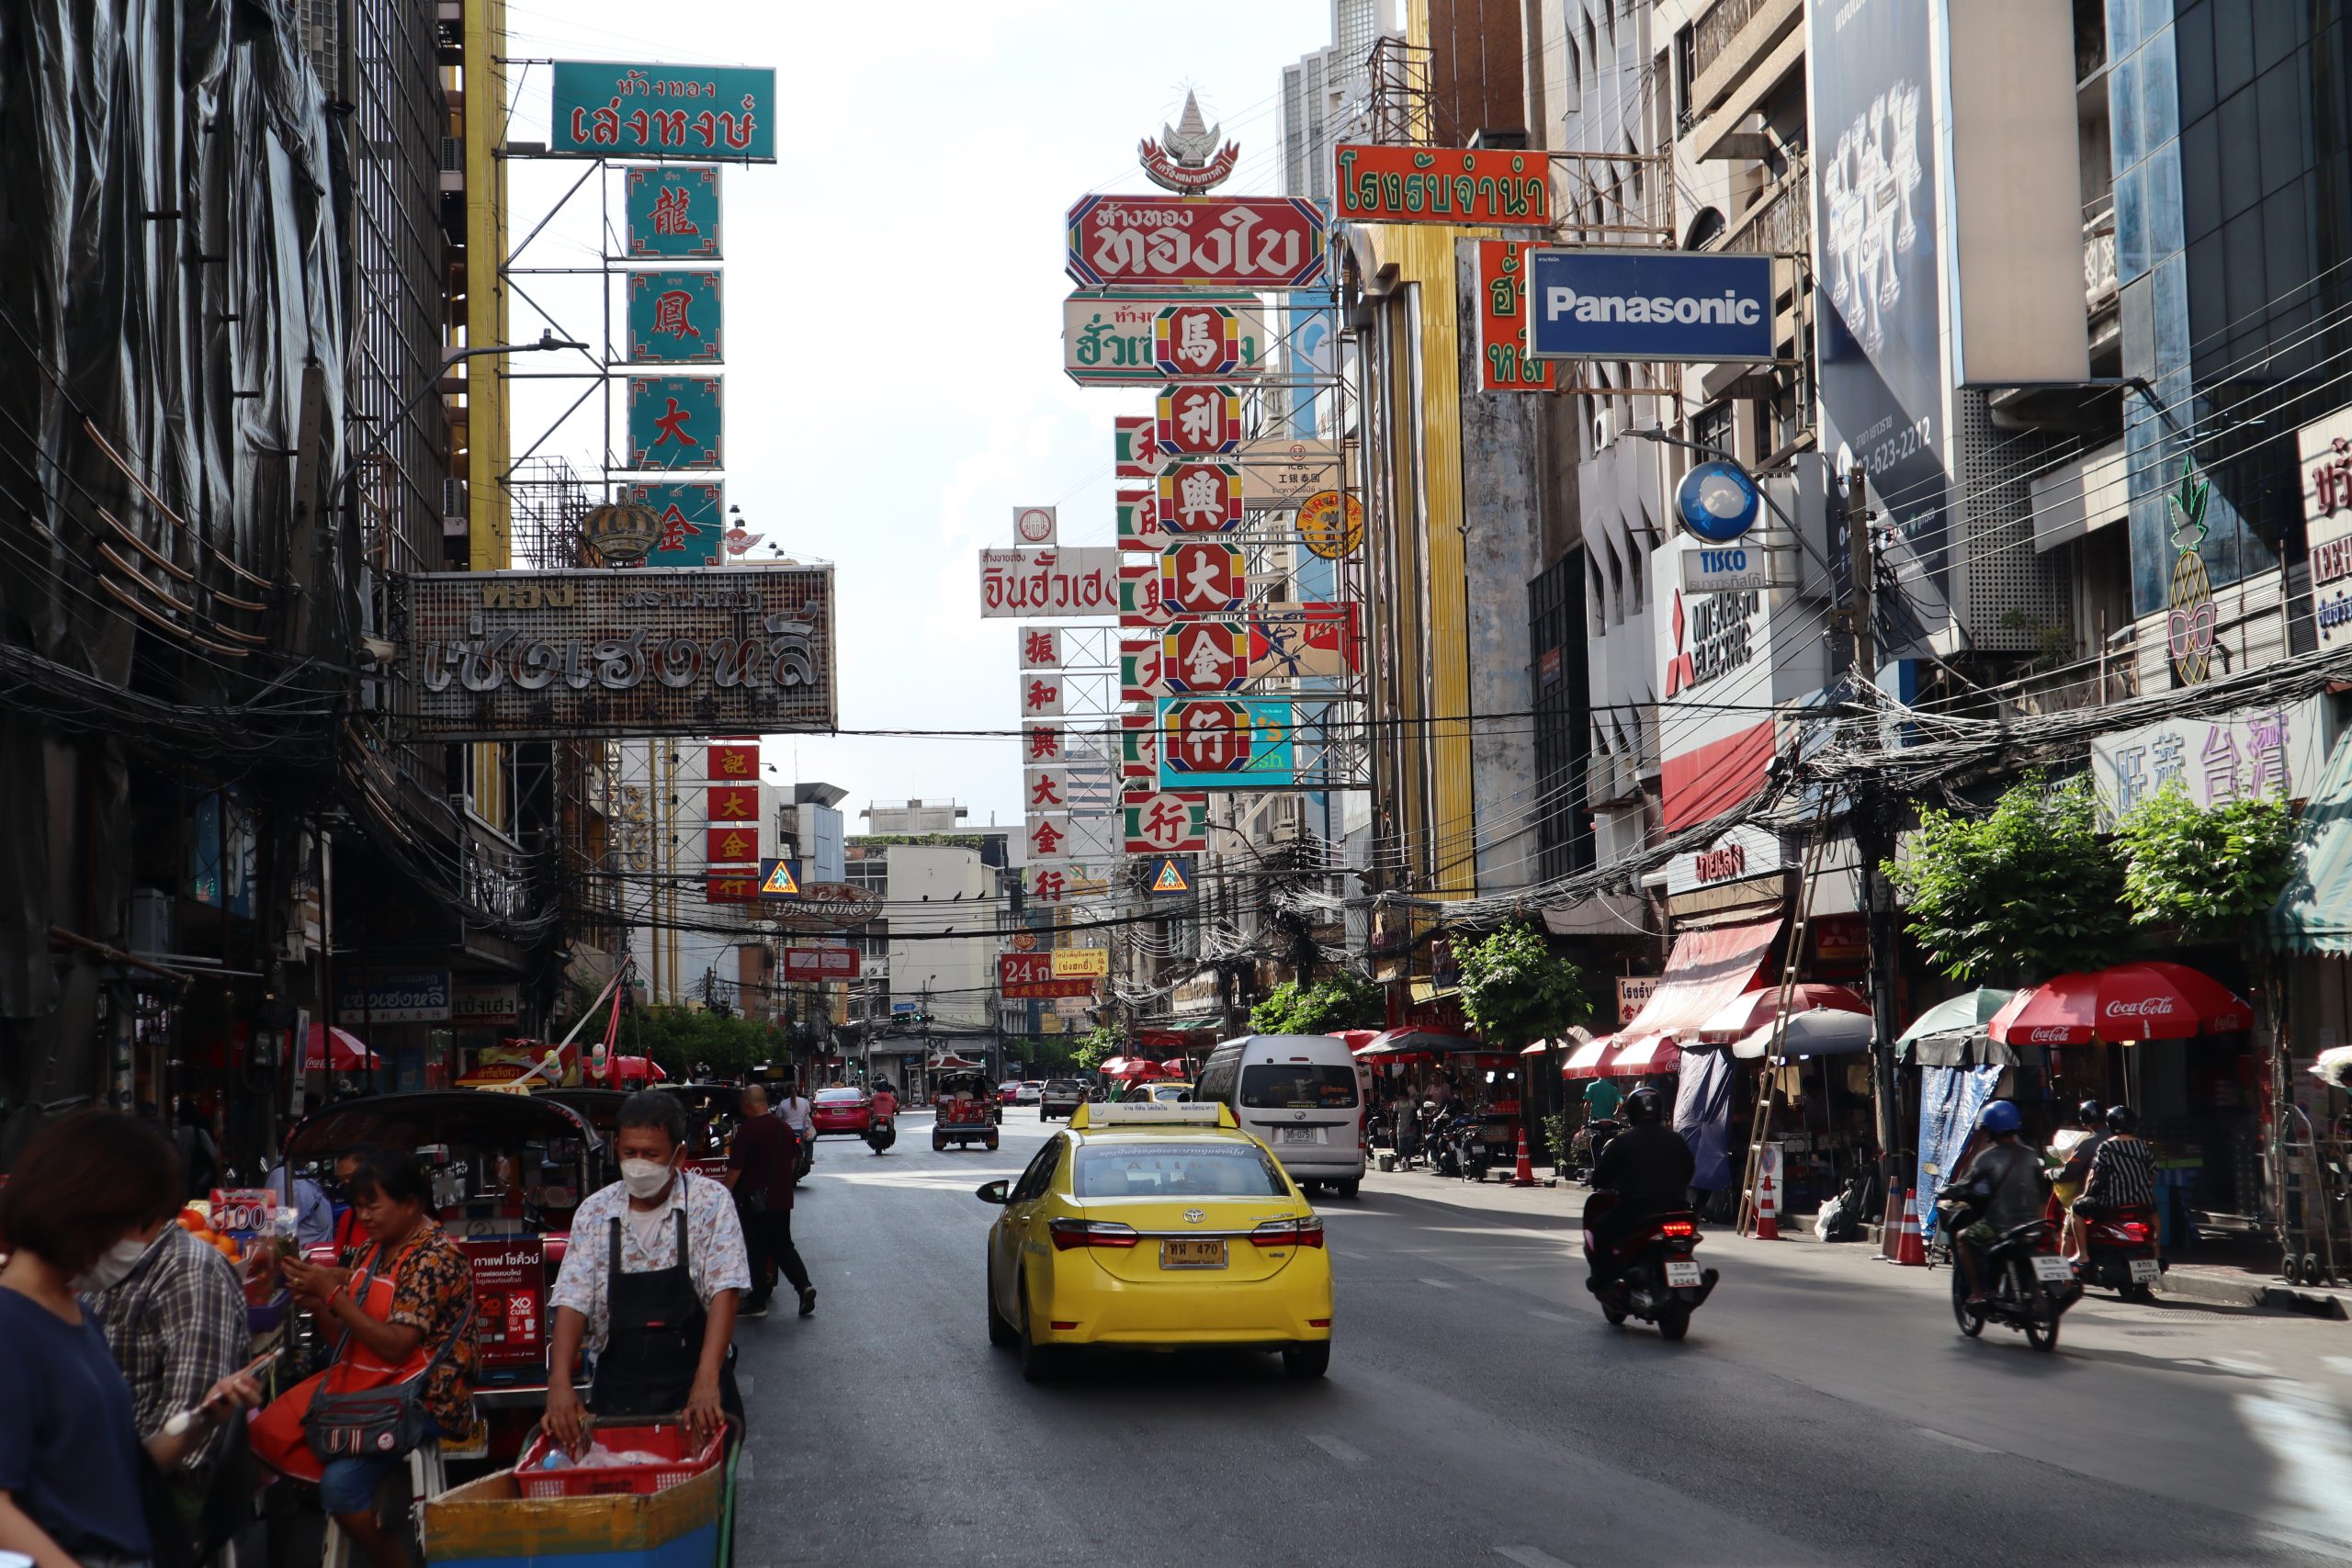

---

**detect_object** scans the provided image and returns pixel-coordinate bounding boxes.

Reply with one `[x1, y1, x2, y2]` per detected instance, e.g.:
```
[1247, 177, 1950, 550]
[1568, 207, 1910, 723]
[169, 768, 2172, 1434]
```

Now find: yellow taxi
[978, 1100, 1333, 1382]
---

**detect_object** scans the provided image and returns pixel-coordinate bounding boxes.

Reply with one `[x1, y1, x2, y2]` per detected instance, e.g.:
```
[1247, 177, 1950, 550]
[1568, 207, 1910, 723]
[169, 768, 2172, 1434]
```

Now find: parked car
[1039, 1078, 1086, 1121]
[810, 1086, 874, 1136]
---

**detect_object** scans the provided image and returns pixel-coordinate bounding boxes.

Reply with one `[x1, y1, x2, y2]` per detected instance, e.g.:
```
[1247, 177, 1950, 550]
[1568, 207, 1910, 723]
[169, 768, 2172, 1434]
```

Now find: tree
[1073, 1022, 1125, 1072]
[617, 1006, 779, 1076]
[1453, 923, 1589, 1050]
[1248, 970, 1384, 1035]
[2114, 783, 2297, 939]
[1884, 772, 2128, 984]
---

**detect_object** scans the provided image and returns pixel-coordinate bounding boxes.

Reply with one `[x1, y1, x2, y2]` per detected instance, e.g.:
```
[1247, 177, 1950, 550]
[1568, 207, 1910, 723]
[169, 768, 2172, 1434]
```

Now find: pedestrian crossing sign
[1148, 856, 1191, 895]
[758, 857, 802, 897]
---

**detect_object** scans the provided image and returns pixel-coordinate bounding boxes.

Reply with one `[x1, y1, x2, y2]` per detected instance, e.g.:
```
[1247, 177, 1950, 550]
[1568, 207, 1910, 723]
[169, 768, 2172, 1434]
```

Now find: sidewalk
[1357, 1156, 2352, 1321]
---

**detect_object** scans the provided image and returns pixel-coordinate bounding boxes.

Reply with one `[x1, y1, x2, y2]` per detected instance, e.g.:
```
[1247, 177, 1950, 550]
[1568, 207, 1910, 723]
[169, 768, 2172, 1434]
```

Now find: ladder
[1736, 794, 1840, 1235]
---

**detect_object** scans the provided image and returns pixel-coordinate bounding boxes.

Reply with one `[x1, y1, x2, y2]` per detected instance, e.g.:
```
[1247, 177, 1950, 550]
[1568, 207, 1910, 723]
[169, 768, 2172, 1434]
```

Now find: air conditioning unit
[1593, 409, 1621, 453]
[438, 136, 465, 194]
[442, 477, 468, 536]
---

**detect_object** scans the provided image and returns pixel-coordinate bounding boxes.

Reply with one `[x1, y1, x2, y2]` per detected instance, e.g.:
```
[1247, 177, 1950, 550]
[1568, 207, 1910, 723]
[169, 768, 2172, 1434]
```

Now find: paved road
[732, 1109, 2352, 1567]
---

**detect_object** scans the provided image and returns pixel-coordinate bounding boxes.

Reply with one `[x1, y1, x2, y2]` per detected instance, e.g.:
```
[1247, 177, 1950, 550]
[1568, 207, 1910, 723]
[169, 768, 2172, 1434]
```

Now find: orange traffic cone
[1509, 1128, 1537, 1188]
[1754, 1167, 1781, 1240]
[1894, 1189, 1928, 1267]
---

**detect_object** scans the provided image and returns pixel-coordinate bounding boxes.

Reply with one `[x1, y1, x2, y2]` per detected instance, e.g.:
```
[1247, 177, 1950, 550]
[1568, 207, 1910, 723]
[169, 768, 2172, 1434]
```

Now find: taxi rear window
[1072, 1143, 1288, 1199]
[815, 1089, 863, 1102]
[1239, 1064, 1359, 1110]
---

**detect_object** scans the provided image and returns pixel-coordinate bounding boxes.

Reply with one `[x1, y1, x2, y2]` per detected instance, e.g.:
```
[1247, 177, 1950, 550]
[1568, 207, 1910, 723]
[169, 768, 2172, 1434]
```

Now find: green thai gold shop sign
[1333, 144, 1550, 226]
[551, 62, 776, 162]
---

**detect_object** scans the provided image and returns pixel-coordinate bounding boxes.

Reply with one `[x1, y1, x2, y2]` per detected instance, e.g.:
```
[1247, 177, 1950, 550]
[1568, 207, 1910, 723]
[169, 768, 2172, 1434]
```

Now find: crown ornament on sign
[581, 498, 662, 564]
[1138, 91, 1239, 193]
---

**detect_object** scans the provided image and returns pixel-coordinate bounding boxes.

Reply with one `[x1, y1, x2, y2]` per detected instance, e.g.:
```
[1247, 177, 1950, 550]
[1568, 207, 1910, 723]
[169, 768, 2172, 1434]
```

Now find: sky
[498, 0, 1352, 834]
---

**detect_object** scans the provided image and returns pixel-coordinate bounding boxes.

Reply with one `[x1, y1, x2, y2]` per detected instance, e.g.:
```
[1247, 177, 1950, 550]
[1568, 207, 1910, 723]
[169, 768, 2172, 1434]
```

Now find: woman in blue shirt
[0, 1111, 261, 1568]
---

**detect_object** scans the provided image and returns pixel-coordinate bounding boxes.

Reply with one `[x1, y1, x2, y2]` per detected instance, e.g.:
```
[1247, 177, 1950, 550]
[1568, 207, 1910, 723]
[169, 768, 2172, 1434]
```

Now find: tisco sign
[1529, 249, 1776, 364]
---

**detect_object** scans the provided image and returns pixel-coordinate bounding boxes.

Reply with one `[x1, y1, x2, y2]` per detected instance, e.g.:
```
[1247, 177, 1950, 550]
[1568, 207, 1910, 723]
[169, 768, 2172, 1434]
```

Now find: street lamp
[335, 330, 590, 502]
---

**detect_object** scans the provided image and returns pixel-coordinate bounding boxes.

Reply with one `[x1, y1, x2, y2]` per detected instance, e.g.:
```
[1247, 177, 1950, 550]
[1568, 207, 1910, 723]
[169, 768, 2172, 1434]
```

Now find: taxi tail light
[1048, 1219, 1140, 1251]
[1250, 1217, 1326, 1249]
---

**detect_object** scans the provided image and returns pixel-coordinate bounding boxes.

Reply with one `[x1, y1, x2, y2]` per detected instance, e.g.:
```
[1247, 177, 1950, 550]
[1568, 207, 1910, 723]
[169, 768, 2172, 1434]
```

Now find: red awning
[1613, 918, 1783, 1058]
[1602, 1033, 1681, 1077]
[1561, 1034, 1616, 1079]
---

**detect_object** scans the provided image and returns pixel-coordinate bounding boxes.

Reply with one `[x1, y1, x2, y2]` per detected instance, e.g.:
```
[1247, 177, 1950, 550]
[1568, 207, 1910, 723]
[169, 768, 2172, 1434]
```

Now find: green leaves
[1249, 970, 1384, 1035]
[1453, 923, 1591, 1051]
[2114, 783, 2295, 937]
[1884, 773, 2127, 984]
[1072, 1022, 1125, 1071]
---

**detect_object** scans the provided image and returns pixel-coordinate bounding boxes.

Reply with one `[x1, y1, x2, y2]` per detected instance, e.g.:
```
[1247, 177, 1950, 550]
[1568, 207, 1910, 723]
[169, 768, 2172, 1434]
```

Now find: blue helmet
[1978, 1100, 2023, 1135]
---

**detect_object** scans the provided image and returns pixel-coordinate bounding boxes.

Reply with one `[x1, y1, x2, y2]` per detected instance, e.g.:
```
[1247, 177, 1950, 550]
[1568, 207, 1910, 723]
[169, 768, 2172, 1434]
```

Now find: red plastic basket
[514, 1420, 723, 1499]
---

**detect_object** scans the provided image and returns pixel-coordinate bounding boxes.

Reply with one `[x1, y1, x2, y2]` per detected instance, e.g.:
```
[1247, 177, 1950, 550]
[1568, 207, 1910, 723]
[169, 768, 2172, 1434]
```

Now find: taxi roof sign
[1069, 1100, 1234, 1130]
[758, 857, 802, 897]
[1148, 855, 1191, 895]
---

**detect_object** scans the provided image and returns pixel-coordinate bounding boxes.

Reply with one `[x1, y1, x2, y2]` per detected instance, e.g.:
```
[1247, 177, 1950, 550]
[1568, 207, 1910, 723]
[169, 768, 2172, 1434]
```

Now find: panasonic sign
[1528, 249, 1777, 363]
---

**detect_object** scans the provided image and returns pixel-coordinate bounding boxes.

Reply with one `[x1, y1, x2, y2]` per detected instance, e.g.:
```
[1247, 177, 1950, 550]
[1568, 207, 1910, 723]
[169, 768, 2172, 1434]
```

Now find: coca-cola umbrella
[1987, 962, 2254, 1046]
[303, 1025, 379, 1073]
[1099, 1057, 1177, 1082]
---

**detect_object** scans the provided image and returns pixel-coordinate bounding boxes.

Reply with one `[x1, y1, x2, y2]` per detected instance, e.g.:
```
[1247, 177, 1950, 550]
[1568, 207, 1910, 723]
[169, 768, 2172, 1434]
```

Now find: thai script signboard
[2300, 409, 2352, 649]
[393, 567, 835, 739]
[1333, 145, 1552, 226]
[1476, 240, 1555, 391]
[1065, 195, 1326, 289]
[978, 548, 1122, 618]
[550, 62, 776, 161]
[1000, 953, 1094, 999]
[627, 165, 720, 258]
[627, 271, 722, 364]
[1065, 293, 1266, 386]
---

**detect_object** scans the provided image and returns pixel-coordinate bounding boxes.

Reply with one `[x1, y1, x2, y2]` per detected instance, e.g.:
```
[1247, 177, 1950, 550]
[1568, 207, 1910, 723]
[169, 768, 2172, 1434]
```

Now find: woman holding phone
[0, 1111, 262, 1568]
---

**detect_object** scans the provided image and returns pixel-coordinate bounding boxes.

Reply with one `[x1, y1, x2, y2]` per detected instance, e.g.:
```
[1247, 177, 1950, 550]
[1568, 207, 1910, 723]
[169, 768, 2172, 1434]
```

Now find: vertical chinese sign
[1476, 240, 1554, 392]
[706, 739, 762, 902]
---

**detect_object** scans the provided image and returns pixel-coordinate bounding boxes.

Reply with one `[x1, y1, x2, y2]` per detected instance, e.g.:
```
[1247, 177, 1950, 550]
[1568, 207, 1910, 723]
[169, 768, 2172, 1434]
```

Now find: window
[1071, 1142, 1287, 1199]
[1011, 1137, 1063, 1201]
[1195, 1045, 1242, 1102]
[1239, 1064, 1359, 1110]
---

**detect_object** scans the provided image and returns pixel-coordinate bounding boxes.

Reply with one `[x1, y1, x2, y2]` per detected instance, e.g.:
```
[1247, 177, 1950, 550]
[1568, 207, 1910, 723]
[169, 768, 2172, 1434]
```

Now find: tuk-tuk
[282, 1089, 603, 1445]
[932, 1068, 1000, 1152]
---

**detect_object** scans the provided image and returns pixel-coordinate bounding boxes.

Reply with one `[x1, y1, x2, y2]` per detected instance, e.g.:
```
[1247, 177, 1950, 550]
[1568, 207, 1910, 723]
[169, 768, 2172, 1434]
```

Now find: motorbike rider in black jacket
[1587, 1087, 1693, 1284]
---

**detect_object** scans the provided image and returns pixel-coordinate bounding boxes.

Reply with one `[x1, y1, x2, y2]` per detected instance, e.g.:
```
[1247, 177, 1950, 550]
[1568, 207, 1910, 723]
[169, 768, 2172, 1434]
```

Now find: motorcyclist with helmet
[1585, 1086, 1693, 1286]
[1952, 1100, 2047, 1305]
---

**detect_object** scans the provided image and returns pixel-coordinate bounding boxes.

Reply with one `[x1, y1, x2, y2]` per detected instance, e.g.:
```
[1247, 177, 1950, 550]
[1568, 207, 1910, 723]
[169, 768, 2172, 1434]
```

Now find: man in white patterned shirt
[546, 1091, 751, 1450]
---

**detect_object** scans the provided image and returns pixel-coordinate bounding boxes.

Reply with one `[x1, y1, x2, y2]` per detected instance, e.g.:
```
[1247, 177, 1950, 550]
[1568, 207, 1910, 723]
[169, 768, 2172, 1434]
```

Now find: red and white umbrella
[1693, 984, 1869, 1044]
[302, 1025, 379, 1072]
[1988, 962, 2253, 1046]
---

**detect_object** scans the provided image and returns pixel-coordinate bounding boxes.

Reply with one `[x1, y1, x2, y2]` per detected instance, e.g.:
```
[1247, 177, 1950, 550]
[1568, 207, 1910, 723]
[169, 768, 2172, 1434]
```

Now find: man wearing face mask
[545, 1091, 752, 1453]
[86, 1184, 254, 1544]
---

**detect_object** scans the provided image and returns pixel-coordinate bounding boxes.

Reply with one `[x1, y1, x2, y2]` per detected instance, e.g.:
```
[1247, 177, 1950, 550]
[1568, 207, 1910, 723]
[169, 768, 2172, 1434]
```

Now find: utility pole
[1842, 462, 1905, 1216]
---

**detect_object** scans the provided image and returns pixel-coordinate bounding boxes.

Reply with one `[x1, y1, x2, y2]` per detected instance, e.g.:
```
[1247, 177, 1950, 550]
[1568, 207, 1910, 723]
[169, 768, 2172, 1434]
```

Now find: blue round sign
[1676, 460, 1761, 543]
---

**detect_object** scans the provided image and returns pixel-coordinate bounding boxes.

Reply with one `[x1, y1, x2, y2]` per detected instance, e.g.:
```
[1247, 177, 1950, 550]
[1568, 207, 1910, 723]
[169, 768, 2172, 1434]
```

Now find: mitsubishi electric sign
[1528, 249, 1776, 363]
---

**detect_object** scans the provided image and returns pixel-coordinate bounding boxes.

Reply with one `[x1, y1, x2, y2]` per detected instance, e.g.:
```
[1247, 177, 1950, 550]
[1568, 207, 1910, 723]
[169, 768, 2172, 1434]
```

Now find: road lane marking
[1494, 1547, 1576, 1568]
[1527, 1309, 1576, 1324]
[1419, 1278, 1456, 1289]
[1915, 1427, 1997, 1455]
[1308, 1434, 1368, 1465]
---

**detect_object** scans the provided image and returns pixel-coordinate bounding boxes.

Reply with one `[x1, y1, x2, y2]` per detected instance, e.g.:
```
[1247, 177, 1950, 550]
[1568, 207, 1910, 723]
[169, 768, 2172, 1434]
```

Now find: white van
[1193, 1034, 1365, 1197]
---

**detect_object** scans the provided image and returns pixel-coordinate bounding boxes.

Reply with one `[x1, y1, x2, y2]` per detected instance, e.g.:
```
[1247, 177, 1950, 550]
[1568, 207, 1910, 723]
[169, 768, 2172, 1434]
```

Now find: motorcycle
[2075, 1202, 2163, 1301]
[1567, 1116, 1623, 1184]
[865, 1111, 897, 1156]
[793, 1122, 815, 1183]
[1580, 1192, 1716, 1341]
[1424, 1111, 1476, 1179]
[1935, 1189, 2081, 1352]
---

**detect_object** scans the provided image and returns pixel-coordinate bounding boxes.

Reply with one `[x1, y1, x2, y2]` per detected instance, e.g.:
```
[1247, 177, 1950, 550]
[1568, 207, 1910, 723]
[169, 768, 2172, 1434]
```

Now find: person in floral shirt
[281, 1151, 477, 1568]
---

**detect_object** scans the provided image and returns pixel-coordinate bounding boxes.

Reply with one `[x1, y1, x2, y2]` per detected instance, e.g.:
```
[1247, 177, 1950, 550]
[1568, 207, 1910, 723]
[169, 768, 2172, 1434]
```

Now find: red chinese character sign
[627, 376, 723, 469]
[707, 742, 758, 779]
[1156, 462, 1244, 533]
[627, 271, 722, 364]
[1119, 560, 1173, 627]
[1065, 195, 1326, 289]
[1114, 416, 1164, 479]
[1154, 305, 1247, 379]
[1024, 766, 1072, 813]
[706, 825, 759, 864]
[706, 784, 758, 821]
[1156, 385, 1241, 456]
[1023, 723, 1063, 762]
[999, 953, 1094, 999]
[1163, 621, 1249, 693]
[1117, 497, 1168, 553]
[627, 165, 721, 259]
[1120, 637, 1169, 703]
[1157, 698, 1296, 788]
[1024, 815, 1074, 863]
[1159, 541, 1247, 615]
[1019, 674, 1064, 718]
[1122, 790, 1208, 853]
[1120, 710, 1159, 780]
[1019, 627, 1061, 670]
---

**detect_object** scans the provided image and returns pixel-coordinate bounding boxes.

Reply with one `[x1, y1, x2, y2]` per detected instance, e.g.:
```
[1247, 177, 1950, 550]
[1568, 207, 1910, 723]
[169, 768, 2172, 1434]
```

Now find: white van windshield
[1239, 1064, 1359, 1111]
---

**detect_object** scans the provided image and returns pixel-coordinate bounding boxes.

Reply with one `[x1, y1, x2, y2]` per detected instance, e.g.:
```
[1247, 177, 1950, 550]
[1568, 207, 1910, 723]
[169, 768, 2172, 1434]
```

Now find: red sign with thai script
[459, 1236, 547, 1369]
[1476, 240, 1555, 391]
[998, 953, 1095, 999]
[1334, 145, 1552, 226]
[1065, 196, 1326, 289]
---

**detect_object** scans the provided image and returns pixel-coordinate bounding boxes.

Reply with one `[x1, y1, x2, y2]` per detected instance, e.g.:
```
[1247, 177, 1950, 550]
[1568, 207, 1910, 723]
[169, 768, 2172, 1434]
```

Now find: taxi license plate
[1281, 1126, 1317, 1144]
[1160, 1239, 1227, 1270]
[2129, 1258, 2161, 1283]
[2030, 1254, 2075, 1283]
[1664, 1259, 1702, 1288]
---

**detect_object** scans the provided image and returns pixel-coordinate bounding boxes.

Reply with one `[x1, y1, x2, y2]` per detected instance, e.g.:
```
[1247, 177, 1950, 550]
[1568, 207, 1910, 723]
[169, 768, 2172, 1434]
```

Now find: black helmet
[2106, 1103, 2138, 1134]
[1623, 1086, 1666, 1125]
[2077, 1099, 2104, 1124]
